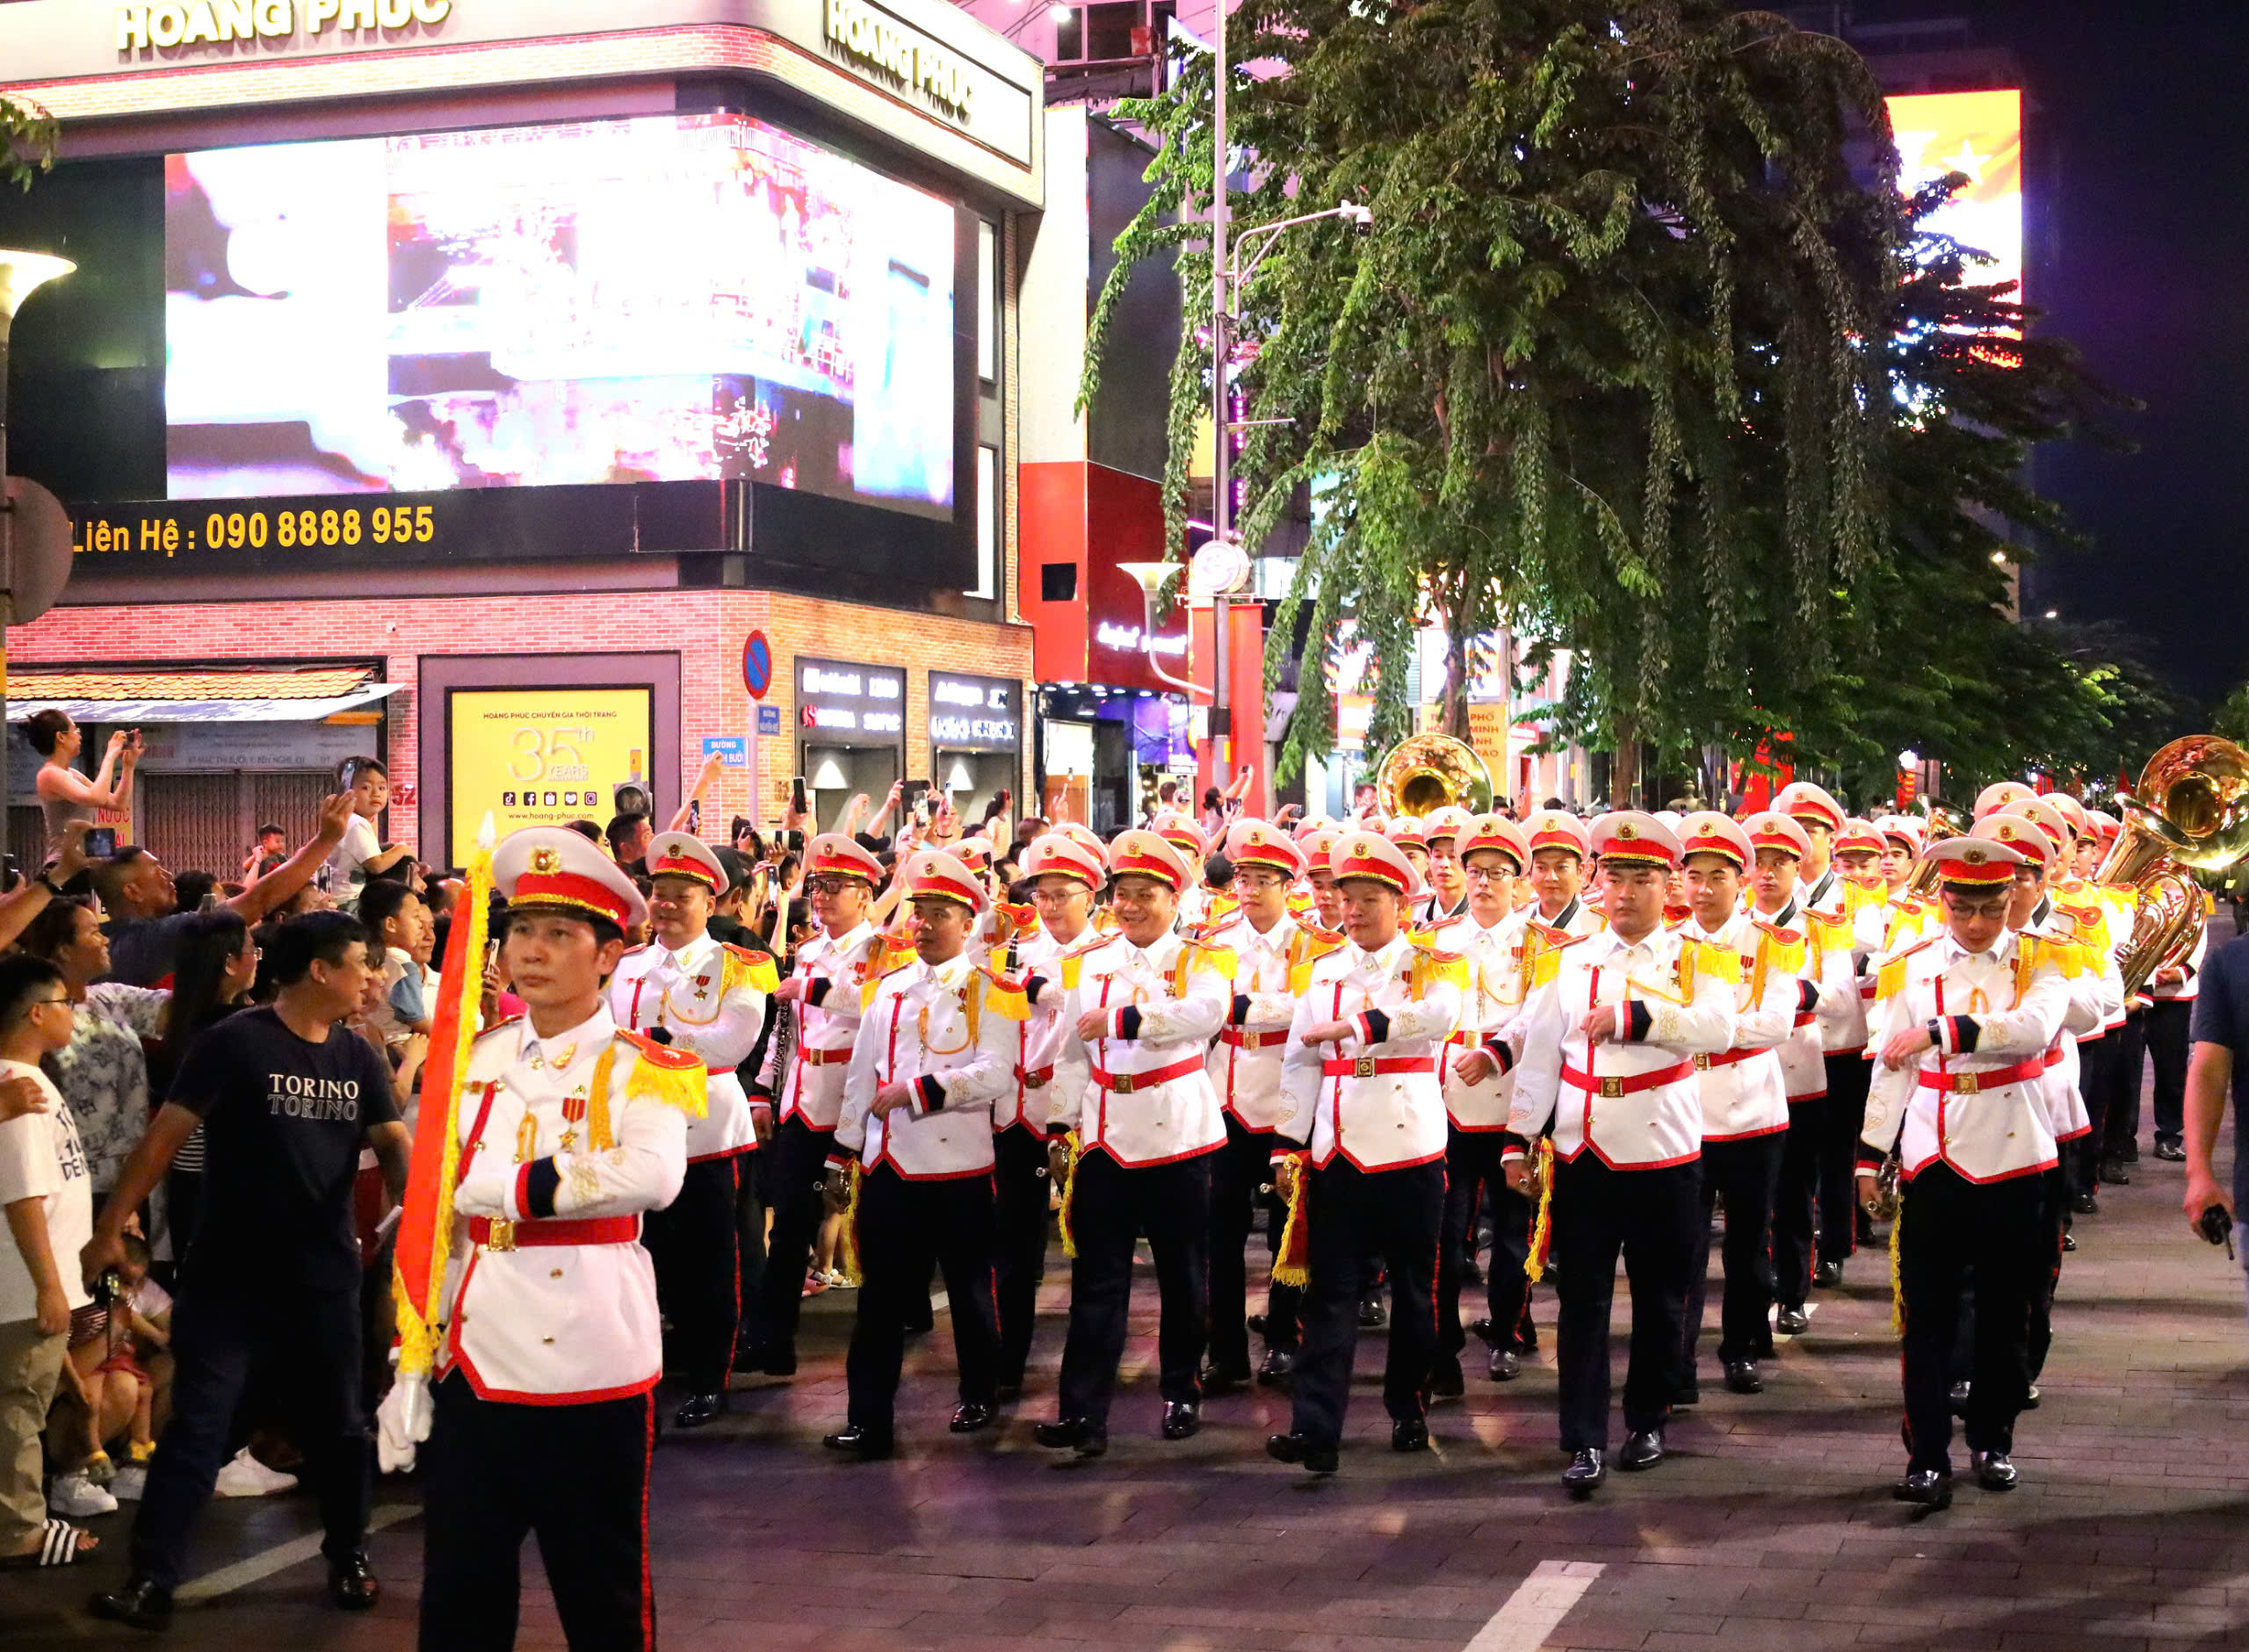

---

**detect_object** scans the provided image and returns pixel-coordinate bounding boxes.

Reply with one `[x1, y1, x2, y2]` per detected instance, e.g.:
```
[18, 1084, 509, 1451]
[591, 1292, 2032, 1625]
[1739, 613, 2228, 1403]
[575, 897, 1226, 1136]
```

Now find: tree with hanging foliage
[1086, 2, 1906, 800]
[1, 92, 55, 192]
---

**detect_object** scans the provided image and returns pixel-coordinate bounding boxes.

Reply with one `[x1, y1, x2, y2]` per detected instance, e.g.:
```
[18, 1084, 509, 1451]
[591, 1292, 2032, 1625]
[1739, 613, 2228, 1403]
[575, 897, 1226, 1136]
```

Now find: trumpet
[1904, 804, 1968, 898]
[2101, 736, 2249, 999]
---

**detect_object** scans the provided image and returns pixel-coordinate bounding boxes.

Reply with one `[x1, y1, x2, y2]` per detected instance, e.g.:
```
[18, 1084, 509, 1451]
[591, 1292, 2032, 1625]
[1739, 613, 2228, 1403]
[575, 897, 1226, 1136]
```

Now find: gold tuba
[1374, 732, 1495, 818]
[1904, 804, 1969, 898]
[2100, 736, 2249, 998]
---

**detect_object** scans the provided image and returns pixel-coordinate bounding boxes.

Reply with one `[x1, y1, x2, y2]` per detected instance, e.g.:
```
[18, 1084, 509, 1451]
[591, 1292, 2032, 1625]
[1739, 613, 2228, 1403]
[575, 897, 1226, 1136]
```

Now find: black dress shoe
[1812, 1259, 1843, 1289]
[2154, 1138, 2187, 1162]
[1197, 1363, 1250, 1397]
[1162, 1402, 1200, 1440]
[673, 1391, 726, 1429]
[1392, 1416, 1429, 1452]
[91, 1577, 175, 1631]
[1257, 1347, 1296, 1385]
[2021, 1383, 2040, 1410]
[902, 1313, 935, 1337]
[1466, 1316, 1499, 1345]
[2101, 1158, 2131, 1185]
[1265, 1431, 1338, 1475]
[1973, 1450, 2019, 1490]
[1723, 1359, 1763, 1395]
[1892, 1468, 1953, 1509]
[950, 1402, 996, 1433]
[2071, 1190, 2099, 1215]
[1034, 1418, 1107, 1457]
[1487, 1346, 1522, 1381]
[1617, 1428, 1664, 1471]
[1245, 1312, 1269, 1336]
[994, 1381, 1023, 1405]
[821, 1424, 894, 1460]
[1358, 1297, 1387, 1330]
[1672, 1381, 1699, 1408]
[1561, 1448, 1605, 1493]
[1948, 1380, 1971, 1416]
[734, 1341, 796, 1377]
[1775, 1305, 1810, 1336]
[2062, 1232, 2077, 1252]
[328, 1550, 380, 1611]
[1428, 1360, 1465, 1400]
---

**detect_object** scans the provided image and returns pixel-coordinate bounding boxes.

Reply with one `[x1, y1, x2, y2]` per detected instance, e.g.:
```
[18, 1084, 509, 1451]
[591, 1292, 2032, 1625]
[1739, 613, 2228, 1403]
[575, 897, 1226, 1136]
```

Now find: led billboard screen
[1887, 89, 2023, 303]
[164, 113, 957, 516]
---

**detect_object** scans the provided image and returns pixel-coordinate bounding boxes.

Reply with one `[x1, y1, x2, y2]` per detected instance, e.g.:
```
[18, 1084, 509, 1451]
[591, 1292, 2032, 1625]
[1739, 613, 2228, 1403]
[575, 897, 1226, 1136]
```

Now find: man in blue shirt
[2182, 929, 2249, 1313]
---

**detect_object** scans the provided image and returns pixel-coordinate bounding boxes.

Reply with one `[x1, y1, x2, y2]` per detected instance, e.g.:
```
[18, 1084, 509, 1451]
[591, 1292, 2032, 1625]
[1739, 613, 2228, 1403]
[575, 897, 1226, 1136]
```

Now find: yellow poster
[449, 688, 652, 856]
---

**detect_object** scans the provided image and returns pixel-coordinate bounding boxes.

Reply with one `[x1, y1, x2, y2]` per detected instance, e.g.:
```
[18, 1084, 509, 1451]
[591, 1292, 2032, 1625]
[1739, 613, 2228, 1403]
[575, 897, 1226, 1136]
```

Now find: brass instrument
[2100, 736, 2249, 998]
[1904, 804, 1968, 898]
[1374, 732, 1495, 818]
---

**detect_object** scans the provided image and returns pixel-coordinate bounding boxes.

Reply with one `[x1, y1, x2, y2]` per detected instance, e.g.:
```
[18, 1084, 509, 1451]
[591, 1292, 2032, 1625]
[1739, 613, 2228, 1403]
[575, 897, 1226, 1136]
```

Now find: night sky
[1854, 0, 2249, 712]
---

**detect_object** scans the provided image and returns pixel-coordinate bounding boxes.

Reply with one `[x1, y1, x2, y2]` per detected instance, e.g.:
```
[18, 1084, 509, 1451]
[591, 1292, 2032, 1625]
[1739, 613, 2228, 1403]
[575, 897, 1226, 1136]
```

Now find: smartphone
[686, 797, 702, 835]
[790, 776, 808, 816]
[83, 826, 118, 859]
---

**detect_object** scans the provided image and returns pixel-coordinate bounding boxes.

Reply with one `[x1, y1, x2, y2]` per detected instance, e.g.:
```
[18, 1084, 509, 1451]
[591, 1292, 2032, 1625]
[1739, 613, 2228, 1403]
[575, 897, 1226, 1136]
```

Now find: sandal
[0, 1519, 100, 1569]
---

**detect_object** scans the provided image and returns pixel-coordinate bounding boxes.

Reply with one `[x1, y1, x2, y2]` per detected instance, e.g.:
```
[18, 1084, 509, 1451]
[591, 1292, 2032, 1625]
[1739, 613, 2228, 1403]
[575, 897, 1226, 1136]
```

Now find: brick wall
[10, 587, 1032, 857]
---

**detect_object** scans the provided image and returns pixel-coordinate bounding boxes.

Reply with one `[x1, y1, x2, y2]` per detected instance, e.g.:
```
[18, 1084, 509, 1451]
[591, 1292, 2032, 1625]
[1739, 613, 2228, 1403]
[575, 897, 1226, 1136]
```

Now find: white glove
[377, 1372, 432, 1474]
[449, 1166, 510, 1221]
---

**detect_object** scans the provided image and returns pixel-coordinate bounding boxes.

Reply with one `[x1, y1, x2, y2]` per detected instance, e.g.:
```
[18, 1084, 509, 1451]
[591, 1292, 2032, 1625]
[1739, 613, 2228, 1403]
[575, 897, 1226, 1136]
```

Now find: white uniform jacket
[1202, 913, 1342, 1133]
[1048, 930, 1232, 1166]
[2017, 898, 2122, 1143]
[830, 953, 1025, 1179]
[1800, 871, 1870, 1055]
[609, 932, 773, 1161]
[1859, 929, 2071, 1185]
[996, 920, 1067, 1136]
[1276, 934, 1463, 1170]
[1428, 910, 1528, 1130]
[1673, 911, 1795, 1142]
[1506, 926, 1738, 1171]
[1743, 896, 1833, 1100]
[756, 920, 884, 1130]
[440, 1008, 696, 1403]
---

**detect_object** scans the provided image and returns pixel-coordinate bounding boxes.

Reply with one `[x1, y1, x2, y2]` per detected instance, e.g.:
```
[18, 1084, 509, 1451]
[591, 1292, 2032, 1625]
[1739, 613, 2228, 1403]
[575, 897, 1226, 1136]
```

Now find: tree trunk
[1610, 718, 1638, 808]
[1441, 619, 1471, 739]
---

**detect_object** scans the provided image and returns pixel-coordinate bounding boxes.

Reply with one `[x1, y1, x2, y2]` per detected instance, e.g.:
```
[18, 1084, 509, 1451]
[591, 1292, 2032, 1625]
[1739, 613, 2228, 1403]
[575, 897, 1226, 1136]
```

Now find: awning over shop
[7, 667, 402, 724]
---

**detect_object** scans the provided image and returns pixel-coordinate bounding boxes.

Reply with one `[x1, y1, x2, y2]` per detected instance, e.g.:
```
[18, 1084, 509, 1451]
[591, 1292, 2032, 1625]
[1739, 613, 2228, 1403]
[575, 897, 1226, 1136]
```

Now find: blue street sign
[702, 735, 748, 768]
[756, 704, 781, 736]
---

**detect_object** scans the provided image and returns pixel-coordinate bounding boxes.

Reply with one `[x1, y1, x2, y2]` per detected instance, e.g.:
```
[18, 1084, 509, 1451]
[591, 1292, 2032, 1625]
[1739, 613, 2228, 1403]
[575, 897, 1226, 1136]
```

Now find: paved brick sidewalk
[7, 1108, 2248, 1649]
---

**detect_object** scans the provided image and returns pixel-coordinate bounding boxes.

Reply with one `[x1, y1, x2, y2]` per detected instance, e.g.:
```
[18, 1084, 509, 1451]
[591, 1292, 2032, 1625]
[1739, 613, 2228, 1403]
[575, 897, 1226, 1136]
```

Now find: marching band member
[1870, 815, 1930, 950]
[1772, 784, 1873, 1302]
[608, 832, 774, 1429]
[1504, 812, 1736, 1492]
[1857, 836, 2072, 1508]
[1420, 806, 1475, 925]
[994, 833, 1106, 1399]
[1037, 830, 1232, 1456]
[1299, 824, 1347, 931]
[1266, 832, 1464, 1474]
[380, 827, 700, 1649]
[1386, 817, 1433, 914]
[739, 834, 886, 1376]
[1473, 810, 1602, 1372]
[1154, 815, 1214, 927]
[1427, 814, 1530, 1394]
[819, 851, 1023, 1460]
[1670, 812, 1800, 1401]
[1200, 820, 1339, 1390]
[1737, 812, 1839, 1329]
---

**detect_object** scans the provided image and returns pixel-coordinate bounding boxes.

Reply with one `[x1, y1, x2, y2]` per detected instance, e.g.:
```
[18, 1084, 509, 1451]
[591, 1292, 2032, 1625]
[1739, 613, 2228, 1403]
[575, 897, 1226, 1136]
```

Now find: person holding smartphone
[25, 714, 136, 862]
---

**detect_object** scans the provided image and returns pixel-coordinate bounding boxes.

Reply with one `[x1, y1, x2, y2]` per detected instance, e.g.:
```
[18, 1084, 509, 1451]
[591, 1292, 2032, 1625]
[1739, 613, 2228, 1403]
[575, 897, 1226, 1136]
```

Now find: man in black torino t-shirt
[81, 911, 411, 1633]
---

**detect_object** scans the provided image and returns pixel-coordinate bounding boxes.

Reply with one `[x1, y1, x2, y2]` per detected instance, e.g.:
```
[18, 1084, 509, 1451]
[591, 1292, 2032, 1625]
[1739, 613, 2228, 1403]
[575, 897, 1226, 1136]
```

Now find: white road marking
[176, 1504, 419, 1603]
[1463, 1559, 1605, 1652]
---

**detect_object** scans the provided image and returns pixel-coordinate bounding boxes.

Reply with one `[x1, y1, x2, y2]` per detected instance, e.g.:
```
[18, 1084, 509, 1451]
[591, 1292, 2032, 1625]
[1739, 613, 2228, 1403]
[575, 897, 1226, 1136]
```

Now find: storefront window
[796, 658, 907, 832]
[929, 670, 1021, 824]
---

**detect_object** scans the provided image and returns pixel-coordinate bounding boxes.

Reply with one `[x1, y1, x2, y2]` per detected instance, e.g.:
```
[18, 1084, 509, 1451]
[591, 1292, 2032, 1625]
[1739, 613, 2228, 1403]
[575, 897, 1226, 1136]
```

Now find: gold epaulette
[612, 1029, 708, 1119]
[1874, 936, 1936, 1003]
[977, 968, 1030, 1021]
[1173, 938, 1238, 987]
[861, 957, 919, 1011]
[1525, 929, 1589, 990]
[1409, 947, 1469, 997]
[1807, 908, 1851, 940]
[1288, 926, 1348, 993]
[1692, 938, 1743, 985]
[720, 942, 780, 996]
[472, 1013, 524, 1046]
[1751, 920, 1808, 975]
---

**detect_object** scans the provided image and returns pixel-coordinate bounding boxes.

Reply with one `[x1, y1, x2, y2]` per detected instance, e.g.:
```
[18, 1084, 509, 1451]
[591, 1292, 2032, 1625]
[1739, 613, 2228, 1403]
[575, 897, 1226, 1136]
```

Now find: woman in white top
[25, 711, 135, 859]
[325, 758, 411, 910]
